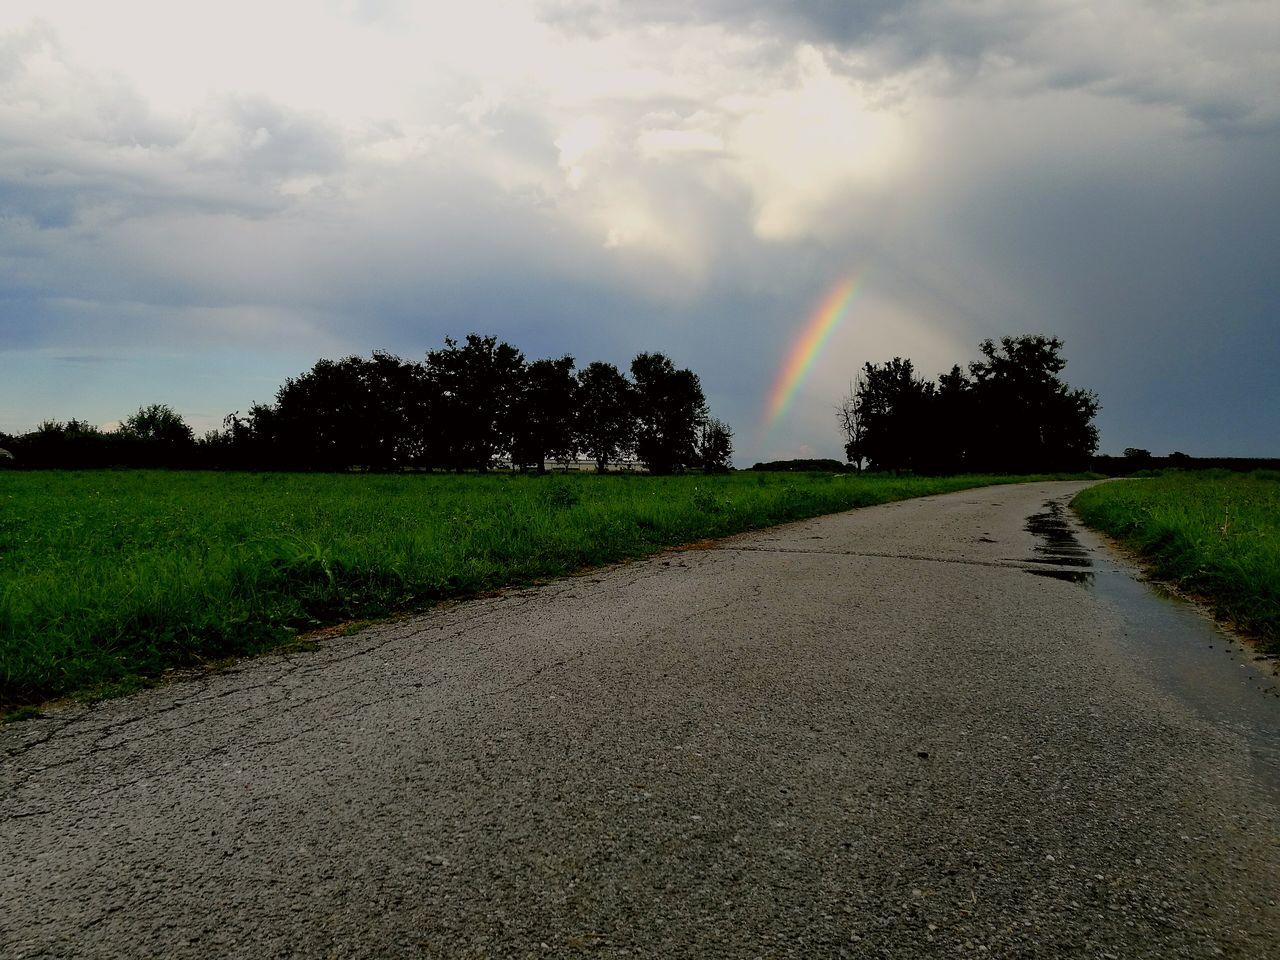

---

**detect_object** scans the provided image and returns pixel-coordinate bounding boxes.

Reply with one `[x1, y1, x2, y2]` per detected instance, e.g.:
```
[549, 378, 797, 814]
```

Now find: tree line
[839, 335, 1099, 474]
[0, 335, 735, 474]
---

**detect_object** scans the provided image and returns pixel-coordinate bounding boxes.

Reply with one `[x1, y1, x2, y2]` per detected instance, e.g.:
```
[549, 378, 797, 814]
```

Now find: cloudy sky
[2, 0, 1277, 463]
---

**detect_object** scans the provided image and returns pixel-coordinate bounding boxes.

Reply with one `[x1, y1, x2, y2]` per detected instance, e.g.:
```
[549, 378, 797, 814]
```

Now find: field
[1072, 471, 1280, 653]
[0, 469, 1073, 711]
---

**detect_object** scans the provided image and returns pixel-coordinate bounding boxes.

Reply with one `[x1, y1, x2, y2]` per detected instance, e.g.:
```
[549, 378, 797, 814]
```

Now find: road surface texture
[3, 481, 1278, 959]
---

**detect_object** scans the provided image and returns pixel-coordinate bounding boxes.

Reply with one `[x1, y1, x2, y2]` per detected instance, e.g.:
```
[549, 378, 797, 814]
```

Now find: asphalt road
[3, 481, 1278, 959]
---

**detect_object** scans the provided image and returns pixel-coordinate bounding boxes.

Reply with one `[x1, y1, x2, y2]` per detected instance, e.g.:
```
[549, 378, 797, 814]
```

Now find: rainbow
[762, 275, 859, 432]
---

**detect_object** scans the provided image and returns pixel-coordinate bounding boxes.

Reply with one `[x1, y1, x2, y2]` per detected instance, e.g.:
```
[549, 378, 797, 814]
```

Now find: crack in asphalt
[1, 606, 491, 770]
[723, 544, 1096, 572]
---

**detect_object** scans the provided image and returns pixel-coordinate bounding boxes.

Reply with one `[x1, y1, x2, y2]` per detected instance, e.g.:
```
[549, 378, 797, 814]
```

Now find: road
[3, 481, 1278, 958]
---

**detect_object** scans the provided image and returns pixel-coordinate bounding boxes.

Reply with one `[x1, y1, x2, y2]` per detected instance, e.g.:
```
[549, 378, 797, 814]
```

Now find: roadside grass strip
[1072, 471, 1280, 654]
[4, 470, 1079, 711]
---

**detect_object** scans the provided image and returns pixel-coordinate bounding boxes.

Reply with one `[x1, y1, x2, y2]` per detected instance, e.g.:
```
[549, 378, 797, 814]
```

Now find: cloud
[556, 0, 1280, 136]
[0, 2, 1276, 457]
[0, 23, 351, 246]
[540, 0, 902, 44]
[52, 354, 124, 364]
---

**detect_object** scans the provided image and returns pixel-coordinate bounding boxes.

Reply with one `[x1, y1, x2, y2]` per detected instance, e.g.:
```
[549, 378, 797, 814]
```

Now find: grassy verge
[3, 470, 1074, 712]
[1072, 471, 1280, 653]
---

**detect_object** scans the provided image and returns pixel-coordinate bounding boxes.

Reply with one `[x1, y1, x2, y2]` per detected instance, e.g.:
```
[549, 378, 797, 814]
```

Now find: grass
[3, 469, 1071, 712]
[1072, 471, 1280, 653]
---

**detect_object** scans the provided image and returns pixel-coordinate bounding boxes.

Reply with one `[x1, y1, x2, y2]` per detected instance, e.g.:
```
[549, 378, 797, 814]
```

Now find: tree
[119, 404, 195, 467]
[698, 419, 734, 473]
[924, 364, 972, 474]
[120, 404, 194, 448]
[842, 336, 1099, 475]
[7, 419, 120, 468]
[837, 375, 866, 471]
[630, 352, 707, 474]
[424, 335, 526, 471]
[967, 335, 1099, 472]
[575, 361, 636, 472]
[855, 358, 935, 472]
[360, 351, 433, 470]
[267, 357, 377, 470]
[510, 356, 578, 473]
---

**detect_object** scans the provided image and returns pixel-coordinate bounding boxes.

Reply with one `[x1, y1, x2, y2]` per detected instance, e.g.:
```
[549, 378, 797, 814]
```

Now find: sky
[1, 0, 1277, 463]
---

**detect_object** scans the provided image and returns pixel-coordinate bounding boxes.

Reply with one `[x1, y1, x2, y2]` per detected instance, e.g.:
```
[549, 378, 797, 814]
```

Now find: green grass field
[0, 469, 1072, 711]
[1072, 471, 1280, 653]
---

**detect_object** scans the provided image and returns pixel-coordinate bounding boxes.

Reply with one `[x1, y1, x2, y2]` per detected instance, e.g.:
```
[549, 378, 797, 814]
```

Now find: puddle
[1026, 568, 1094, 584]
[1024, 501, 1092, 566]
[1025, 497, 1280, 793]
[1020, 501, 1096, 580]
[1023, 555, 1093, 568]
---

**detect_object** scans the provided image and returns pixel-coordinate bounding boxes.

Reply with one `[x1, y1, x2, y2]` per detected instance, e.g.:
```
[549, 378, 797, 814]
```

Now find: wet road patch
[1022, 500, 1095, 583]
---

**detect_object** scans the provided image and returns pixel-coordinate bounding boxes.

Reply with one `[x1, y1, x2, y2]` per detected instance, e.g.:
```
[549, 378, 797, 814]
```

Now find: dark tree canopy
[855, 357, 936, 474]
[844, 335, 1099, 474]
[4, 419, 115, 468]
[966, 336, 1099, 473]
[510, 356, 578, 473]
[928, 364, 972, 474]
[269, 357, 388, 471]
[575, 361, 636, 472]
[120, 404, 195, 449]
[5, 335, 733, 474]
[425, 335, 526, 472]
[631, 352, 708, 474]
[698, 418, 734, 473]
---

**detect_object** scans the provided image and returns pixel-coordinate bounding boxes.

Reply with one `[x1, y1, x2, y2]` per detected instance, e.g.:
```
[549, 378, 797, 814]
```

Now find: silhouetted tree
[7, 419, 119, 468]
[630, 352, 707, 474]
[575, 361, 636, 472]
[120, 404, 194, 448]
[855, 358, 935, 472]
[510, 356, 578, 473]
[358, 351, 432, 469]
[267, 357, 378, 470]
[967, 335, 1099, 472]
[837, 375, 866, 471]
[196, 413, 249, 469]
[845, 336, 1098, 475]
[425, 335, 526, 471]
[117, 404, 196, 467]
[225, 403, 288, 469]
[11, 335, 732, 473]
[923, 364, 972, 474]
[698, 419, 734, 473]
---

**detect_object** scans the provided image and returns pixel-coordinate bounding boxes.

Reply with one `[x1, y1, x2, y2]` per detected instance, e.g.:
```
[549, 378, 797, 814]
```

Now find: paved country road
[3, 481, 1278, 959]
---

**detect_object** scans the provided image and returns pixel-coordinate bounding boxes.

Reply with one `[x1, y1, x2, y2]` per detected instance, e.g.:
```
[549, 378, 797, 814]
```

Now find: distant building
[497, 457, 646, 473]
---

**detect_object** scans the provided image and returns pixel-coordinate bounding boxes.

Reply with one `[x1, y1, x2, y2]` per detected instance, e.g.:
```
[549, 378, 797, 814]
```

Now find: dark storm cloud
[544, 0, 1279, 137]
[950, 133, 1280, 454]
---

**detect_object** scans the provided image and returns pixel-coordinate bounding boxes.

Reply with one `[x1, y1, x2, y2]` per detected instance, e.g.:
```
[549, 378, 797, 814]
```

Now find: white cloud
[726, 45, 907, 240]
